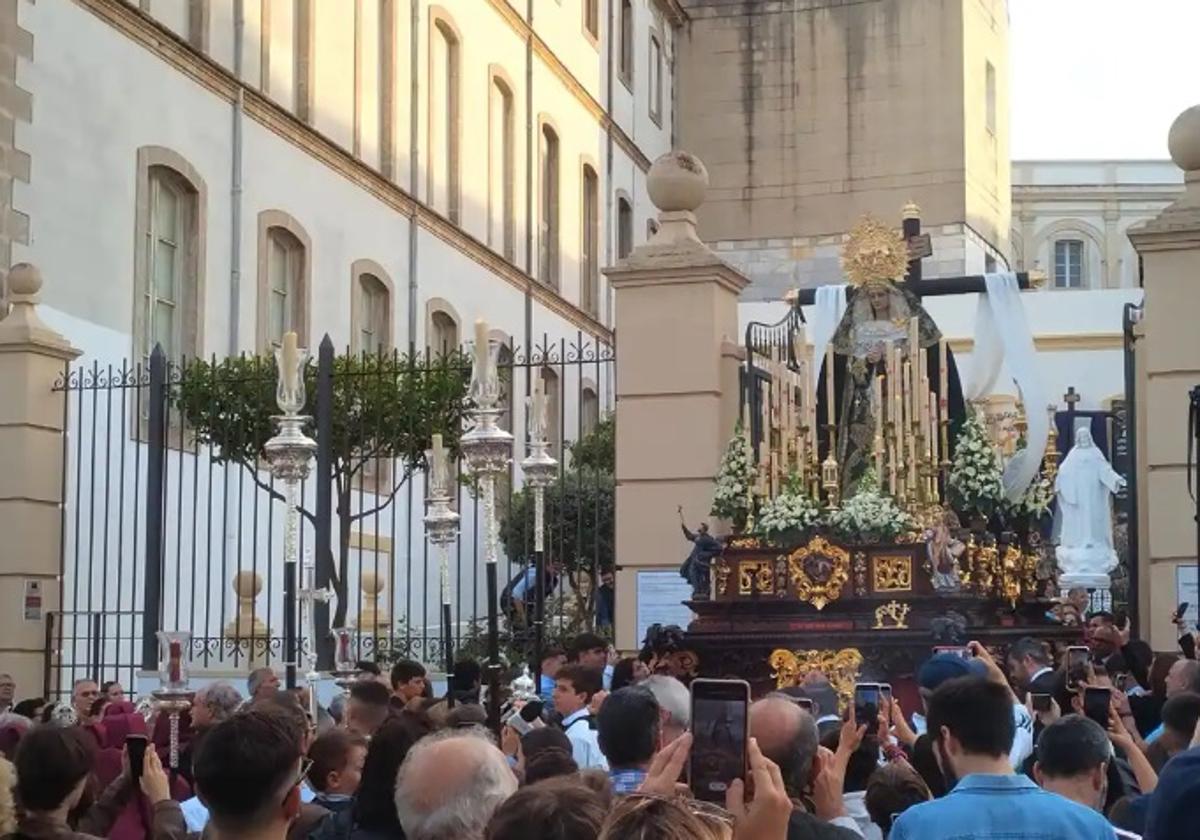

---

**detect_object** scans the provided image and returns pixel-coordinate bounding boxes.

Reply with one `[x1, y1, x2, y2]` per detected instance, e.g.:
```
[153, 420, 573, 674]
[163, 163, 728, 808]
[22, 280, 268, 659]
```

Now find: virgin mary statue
[1054, 427, 1125, 588]
[816, 217, 966, 495]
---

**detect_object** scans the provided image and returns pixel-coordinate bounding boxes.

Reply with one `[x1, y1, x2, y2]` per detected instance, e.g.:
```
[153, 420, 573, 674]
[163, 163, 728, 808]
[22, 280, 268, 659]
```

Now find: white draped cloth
[965, 273, 1049, 502]
[1055, 427, 1125, 584]
[809, 284, 847, 388]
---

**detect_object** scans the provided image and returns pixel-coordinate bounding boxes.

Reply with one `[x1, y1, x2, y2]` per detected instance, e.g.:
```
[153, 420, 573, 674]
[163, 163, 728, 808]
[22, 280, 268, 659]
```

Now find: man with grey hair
[394, 728, 517, 840]
[642, 674, 690, 744]
[193, 681, 243, 729]
[248, 667, 280, 704]
[750, 695, 862, 838]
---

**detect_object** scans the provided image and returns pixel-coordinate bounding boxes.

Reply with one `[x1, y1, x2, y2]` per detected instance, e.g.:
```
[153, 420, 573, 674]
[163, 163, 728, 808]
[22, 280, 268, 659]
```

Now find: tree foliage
[173, 348, 471, 629]
[499, 418, 615, 627]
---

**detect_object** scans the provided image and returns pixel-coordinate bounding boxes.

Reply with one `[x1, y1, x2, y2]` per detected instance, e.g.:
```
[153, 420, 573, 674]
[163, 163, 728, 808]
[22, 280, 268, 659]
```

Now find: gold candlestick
[821, 453, 841, 510]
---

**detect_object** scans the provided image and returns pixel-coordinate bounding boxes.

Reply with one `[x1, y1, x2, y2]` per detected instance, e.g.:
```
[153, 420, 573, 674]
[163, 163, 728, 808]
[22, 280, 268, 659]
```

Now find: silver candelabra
[459, 322, 513, 730]
[521, 385, 558, 695]
[264, 334, 317, 689]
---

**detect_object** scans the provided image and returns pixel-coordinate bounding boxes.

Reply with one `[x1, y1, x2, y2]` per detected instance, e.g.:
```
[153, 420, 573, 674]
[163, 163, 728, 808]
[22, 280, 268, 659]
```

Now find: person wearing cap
[912, 647, 1035, 773]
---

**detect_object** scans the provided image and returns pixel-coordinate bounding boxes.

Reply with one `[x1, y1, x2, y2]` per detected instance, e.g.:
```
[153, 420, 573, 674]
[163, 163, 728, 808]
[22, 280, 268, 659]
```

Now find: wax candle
[532, 373, 546, 438]
[929, 393, 940, 465]
[938, 338, 948, 408]
[873, 374, 884, 478]
[168, 640, 181, 684]
[474, 319, 490, 384]
[825, 343, 836, 429]
[431, 433, 445, 494]
[281, 331, 299, 392]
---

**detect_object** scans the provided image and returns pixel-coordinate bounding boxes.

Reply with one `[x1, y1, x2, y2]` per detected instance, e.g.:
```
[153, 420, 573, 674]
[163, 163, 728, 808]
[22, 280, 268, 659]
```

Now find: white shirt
[562, 708, 609, 771]
[181, 783, 316, 831]
[843, 791, 881, 840]
[1028, 665, 1054, 686]
[912, 704, 1034, 770]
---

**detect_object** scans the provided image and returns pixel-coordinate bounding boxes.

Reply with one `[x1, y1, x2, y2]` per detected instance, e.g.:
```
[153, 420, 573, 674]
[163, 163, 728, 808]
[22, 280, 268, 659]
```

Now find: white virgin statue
[1054, 427, 1126, 589]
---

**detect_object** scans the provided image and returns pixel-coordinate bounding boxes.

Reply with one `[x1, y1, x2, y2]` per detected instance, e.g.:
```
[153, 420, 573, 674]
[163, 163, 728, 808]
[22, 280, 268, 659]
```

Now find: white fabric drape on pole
[809, 284, 847, 388]
[965, 272, 1048, 501]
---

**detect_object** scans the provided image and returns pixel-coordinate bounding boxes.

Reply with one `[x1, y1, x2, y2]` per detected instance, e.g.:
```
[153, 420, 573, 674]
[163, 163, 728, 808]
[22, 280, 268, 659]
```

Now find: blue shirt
[510, 567, 537, 600]
[608, 768, 647, 794]
[890, 774, 1116, 840]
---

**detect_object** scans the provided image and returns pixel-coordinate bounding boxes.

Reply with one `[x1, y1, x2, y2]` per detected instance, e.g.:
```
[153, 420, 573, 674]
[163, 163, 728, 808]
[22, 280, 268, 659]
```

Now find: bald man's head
[394, 729, 517, 840]
[750, 695, 819, 797]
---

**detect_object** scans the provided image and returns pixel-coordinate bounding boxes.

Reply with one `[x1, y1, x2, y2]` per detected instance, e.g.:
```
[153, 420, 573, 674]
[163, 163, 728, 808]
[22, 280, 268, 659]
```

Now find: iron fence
[49, 333, 614, 699]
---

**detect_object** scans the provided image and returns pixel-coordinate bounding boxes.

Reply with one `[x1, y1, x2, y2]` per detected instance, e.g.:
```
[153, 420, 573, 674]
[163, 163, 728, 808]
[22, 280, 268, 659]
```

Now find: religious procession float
[680, 211, 1087, 704]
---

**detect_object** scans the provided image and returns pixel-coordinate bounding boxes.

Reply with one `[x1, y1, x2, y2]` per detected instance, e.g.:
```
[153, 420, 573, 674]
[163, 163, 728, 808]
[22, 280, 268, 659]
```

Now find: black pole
[486, 561, 501, 735]
[533, 542, 545, 697]
[314, 337, 335, 669]
[902, 208, 922, 285]
[443, 601, 455, 709]
[141, 346, 167, 671]
[284, 556, 296, 690]
[1189, 385, 1200, 633]
[1122, 304, 1142, 635]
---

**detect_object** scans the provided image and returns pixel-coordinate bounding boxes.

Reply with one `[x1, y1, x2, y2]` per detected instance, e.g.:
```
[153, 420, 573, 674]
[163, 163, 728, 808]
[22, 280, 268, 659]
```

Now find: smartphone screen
[795, 697, 814, 712]
[1031, 693, 1052, 713]
[854, 683, 882, 727]
[689, 679, 749, 803]
[933, 646, 970, 659]
[880, 684, 893, 706]
[1083, 687, 1111, 727]
[126, 734, 149, 781]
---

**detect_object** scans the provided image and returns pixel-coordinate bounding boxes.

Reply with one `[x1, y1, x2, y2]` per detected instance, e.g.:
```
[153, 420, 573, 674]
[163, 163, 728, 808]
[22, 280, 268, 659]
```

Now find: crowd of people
[0, 615, 1198, 840]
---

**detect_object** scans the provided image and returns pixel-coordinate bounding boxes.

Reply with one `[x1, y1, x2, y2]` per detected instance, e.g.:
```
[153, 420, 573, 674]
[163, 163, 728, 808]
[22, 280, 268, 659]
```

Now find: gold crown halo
[840, 215, 909, 287]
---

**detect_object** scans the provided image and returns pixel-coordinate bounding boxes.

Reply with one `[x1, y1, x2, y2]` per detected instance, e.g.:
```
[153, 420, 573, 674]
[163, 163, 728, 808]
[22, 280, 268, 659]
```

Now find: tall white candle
[474, 319, 490, 380]
[825, 343, 836, 429]
[281, 331, 299, 392]
[431, 433, 446, 494]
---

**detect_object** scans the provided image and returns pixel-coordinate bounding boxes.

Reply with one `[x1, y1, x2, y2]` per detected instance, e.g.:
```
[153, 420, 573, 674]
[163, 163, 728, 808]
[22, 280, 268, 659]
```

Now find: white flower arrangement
[711, 423, 757, 529]
[828, 469, 916, 543]
[755, 473, 822, 541]
[1006, 469, 1054, 520]
[947, 409, 1005, 520]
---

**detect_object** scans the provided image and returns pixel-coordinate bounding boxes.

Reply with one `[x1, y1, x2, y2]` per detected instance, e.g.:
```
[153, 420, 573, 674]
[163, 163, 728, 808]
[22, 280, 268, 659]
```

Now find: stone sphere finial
[1167, 105, 1200, 173]
[233, 570, 263, 599]
[7, 262, 42, 297]
[647, 151, 709, 213]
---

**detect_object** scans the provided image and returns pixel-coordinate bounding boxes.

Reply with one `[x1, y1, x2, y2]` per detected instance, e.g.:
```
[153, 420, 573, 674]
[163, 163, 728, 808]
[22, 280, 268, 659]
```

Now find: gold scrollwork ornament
[714, 558, 732, 597]
[873, 600, 911, 630]
[872, 554, 913, 593]
[769, 647, 864, 713]
[787, 536, 851, 610]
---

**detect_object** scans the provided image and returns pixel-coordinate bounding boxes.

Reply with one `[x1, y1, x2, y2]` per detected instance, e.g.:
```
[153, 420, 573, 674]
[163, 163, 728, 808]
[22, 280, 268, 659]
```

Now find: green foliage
[173, 348, 471, 629]
[499, 417, 615, 630]
[173, 350, 471, 484]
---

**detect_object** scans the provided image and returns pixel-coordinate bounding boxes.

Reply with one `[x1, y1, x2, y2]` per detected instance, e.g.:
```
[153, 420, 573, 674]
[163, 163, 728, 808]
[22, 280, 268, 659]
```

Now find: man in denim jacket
[891, 644, 1116, 840]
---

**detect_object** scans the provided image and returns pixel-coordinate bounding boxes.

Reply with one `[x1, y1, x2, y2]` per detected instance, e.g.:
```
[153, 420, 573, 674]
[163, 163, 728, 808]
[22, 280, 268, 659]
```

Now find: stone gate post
[605, 153, 748, 652]
[0, 265, 80, 697]
[1128, 106, 1200, 651]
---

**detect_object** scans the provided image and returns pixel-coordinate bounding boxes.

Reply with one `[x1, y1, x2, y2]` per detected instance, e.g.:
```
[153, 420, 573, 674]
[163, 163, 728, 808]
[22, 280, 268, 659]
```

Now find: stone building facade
[677, 0, 1011, 299]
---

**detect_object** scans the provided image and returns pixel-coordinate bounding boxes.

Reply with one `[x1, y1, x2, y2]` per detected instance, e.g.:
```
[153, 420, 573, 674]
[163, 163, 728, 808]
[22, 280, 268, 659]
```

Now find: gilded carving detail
[873, 600, 911, 630]
[872, 554, 913, 593]
[786, 536, 851, 610]
[769, 647, 863, 712]
[738, 561, 775, 596]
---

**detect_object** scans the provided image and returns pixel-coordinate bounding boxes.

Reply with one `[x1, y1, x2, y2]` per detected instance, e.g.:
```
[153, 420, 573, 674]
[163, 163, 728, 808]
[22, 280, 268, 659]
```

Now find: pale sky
[1010, 0, 1200, 160]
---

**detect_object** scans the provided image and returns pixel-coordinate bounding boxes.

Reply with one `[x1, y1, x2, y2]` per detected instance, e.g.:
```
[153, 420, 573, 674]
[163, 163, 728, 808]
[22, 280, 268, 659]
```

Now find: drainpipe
[523, 0, 534, 353]
[229, 0, 245, 356]
[407, 0, 420, 353]
[604, 0, 614, 331]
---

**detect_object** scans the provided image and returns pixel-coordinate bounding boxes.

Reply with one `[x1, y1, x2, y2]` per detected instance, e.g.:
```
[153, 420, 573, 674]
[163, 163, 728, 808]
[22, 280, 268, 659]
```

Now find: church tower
[677, 0, 1011, 300]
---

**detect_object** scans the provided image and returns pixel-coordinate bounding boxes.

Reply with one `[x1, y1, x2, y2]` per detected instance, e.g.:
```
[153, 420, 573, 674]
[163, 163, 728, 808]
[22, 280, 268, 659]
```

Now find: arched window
[135, 147, 206, 363]
[353, 264, 393, 355]
[1054, 239, 1085, 289]
[429, 309, 459, 359]
[617, 196, 634, 260]
[539, 123, 560, 288]
[582, 164, 600, 315]
[256, 211, 311, 351]
[429, 15, 461, 223]
[649, 35, 663, 124]
[266, 228, 304, 346]
[618, 0, 633, 87]
[489, 73, 516, 261]
[295, 0, 314, 122]
[581, 385, 600, 437]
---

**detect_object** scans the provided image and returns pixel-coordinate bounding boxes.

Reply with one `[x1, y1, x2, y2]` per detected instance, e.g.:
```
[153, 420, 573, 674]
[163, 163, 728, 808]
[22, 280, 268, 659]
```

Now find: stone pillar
[605, 152, 749, 652]
[0, 265, 80, 697]
[1128, 106, 1200, 650]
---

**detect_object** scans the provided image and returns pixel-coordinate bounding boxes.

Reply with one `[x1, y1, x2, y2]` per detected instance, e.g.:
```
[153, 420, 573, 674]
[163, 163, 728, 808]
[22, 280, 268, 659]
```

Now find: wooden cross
[1063, 387, 1081, 408]
[787, 206, 1042, 306]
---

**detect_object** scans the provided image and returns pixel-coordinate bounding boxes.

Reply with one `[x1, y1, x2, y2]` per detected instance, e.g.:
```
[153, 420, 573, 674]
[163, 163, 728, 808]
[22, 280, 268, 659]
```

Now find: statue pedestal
[1055, 545, 1117, 592]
